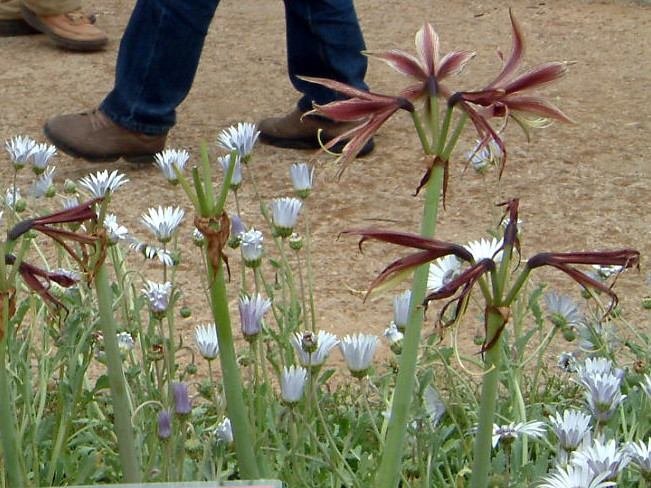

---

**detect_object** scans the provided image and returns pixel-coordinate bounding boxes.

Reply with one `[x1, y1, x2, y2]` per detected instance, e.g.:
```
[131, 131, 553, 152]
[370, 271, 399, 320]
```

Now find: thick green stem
[469, 308, 507, 488]
[375, 162, 445, 488]
[207, 260, 260, 479]
[95, 265, 141, 482]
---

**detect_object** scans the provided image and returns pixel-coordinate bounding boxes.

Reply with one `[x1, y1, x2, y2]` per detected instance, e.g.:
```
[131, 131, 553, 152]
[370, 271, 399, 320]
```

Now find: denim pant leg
[283, 0, 368, 112]
[101, 0, 219, 135]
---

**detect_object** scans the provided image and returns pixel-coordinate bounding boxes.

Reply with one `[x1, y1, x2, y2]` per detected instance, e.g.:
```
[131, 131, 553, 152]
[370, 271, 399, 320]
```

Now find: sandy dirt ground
[0, 0, 649, 366]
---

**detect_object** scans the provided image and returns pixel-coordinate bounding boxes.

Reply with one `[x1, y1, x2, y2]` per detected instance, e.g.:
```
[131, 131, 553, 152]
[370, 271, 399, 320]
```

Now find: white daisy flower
[215, 417, 233, 444]
[427, 255, 463, 291]
[592, 265, 624, 280]
[539, 464, 615, 488]
[290, 163, 315, 198]
[549, 410, 592, 451]
[238, 293, 272, 340]
[27, 165, 56, 198]
[545, 291, 584, 326]
[571, 438, 630, 481]
[240, 228, 264, 267]
[218, 154, 243, 190]
[624, 438, 651, 474]
[465, 237, 503, 263]
[581, 373, 626, 422]
[142, 280, 173, 315]
[141, 205, 185, 243]
[79, 169, 129, 198]
[423, 385, 445, 425]
[491, 420, 546, 448]
[271, 197, 302, 237]
[338, 333, 380, 378]
[154, 149, 190, 184]
[5, 135, 36, 169]
[104, 213, 129, 244]
[30, 143, 57, 174]
[383, 323, 404, 354]
[217, 122, 259, 159]
[392, 290, 411, 332]
[280, 365, 307, 404]
[195, 324, 219, 360]
[291, 330, 339, 368]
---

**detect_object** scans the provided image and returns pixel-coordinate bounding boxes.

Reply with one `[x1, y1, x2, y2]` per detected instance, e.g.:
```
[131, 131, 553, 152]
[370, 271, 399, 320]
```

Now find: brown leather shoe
[44, 110, 167, 163]
[21, 6, 107, 51]
[258, 108, 375, 157]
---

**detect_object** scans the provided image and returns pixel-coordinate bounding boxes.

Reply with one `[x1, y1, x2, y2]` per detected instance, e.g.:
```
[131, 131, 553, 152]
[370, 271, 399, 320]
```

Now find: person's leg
[44, 0, 220, 162]
[22, 0, 79, 16]
[100, 0, 220, 134]
[284, 0, 368, 112]
[0, 0, 39, 35]
[258, 0, 373, 156]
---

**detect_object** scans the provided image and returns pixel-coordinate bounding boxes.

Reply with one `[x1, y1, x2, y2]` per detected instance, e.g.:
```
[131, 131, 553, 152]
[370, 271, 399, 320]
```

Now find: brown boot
[44, 110, 167, 163]
[258, 108, 375, 157]
[21, 6, 107, 51]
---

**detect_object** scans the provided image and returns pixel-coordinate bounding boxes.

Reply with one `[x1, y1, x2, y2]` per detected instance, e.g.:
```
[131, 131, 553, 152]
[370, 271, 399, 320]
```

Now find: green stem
[94, 265, 141, 482]
[0, 242, 27, 487]
[469, 308, 507, 488]
[375, 161, 445, 488]
[207, 260, 260, 479]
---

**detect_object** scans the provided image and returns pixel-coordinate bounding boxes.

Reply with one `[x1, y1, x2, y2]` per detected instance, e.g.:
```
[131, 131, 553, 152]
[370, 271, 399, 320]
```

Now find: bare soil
[0, 0, 649, 366]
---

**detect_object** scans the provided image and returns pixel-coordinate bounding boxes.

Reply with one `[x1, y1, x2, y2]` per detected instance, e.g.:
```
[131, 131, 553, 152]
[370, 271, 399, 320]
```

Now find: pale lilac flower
[582, 373, 626, 422]
[383, 323, 404, 354]
[117, 332, 135, 351]
[27, 166, 56, 198]
[392, 290, 411, 332]
[280, 365, 308, 404]
[172, 382, 192, 415]
[30, 143, 57, 173]
[290, 163, 315, 198]
[142, 280, 173, 315]
[240, 228, 264, 267]
[339, 333, 380, 378]
[79, 169, 128, 197]
[468, 139, 502, 174]
[423, 385, 445, 425]
[238, 293, 272, 340]
[491, 420, 546, 448]
[62, 196, 80, 209]
[624, 438, 651, 475]
[154, 149, 190, 184]
[5, 135, 36, 169]
[5, 186, 21, 209]
[549, 410, 592, 452]
[291, 330, 339, 368]
[195, 324, 219, 360]
[217, 122, 259, 159]
[539, 464, 615, 488]
[592, 265, 624, 280]
[157, 410, 172, 439]
[465, 237, 503, 263]
[215, 417, 233, 444]
[577, 357, 616, 379]
[141, 205, 185, 243]
[218, 154, 243, 189]
[641, 374, 651, 400]
[271, 197, 302, 237]
[104, 213, 128, 244]
[545, 291, 584, 328]
[571, 438, 630, 481]
[427, 255, 463, 292]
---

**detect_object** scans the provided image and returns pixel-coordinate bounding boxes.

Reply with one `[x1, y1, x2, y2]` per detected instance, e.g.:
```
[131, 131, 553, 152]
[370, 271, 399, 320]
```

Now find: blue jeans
[100, 0, 368, 135]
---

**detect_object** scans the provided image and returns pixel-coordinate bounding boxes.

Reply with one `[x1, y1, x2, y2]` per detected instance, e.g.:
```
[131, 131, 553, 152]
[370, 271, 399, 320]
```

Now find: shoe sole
[258, 133, 375, 158]
[21, 7, 107, 51]
[44, 124, 156, 164]
[0, 18, 40, 37]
